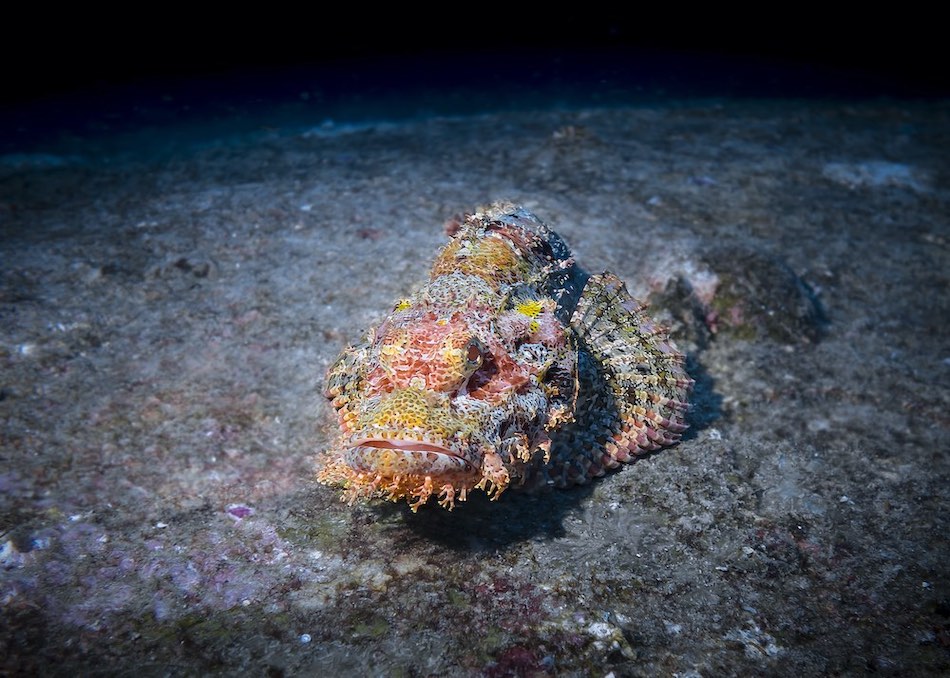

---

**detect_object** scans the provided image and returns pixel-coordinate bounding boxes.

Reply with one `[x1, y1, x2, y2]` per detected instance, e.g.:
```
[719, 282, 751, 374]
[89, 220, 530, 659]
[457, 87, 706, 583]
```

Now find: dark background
[4, 15, 945, 100]
[2, 15, 945, 153]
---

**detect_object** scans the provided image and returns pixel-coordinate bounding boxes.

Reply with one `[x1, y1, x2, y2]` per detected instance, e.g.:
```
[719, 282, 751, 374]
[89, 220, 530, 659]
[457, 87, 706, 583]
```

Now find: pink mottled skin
[319, 203, 692, 511]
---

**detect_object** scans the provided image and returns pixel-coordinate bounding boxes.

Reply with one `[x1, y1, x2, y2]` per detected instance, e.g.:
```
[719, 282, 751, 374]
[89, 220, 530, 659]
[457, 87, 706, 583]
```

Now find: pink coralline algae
[318, 202, 692, 510]
[226, 504, 254, 520]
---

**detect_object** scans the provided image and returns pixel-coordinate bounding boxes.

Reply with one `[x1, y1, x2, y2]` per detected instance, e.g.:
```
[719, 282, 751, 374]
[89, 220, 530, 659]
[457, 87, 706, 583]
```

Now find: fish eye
[465, 338, 486, 367]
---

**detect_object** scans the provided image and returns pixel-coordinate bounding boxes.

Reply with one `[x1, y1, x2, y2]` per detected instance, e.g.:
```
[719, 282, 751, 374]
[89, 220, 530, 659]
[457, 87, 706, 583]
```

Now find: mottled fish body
[319, 202, 692, 510]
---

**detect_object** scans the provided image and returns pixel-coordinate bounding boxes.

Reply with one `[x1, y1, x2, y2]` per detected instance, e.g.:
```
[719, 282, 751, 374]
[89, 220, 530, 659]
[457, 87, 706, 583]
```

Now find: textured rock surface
[1, 100, 948, 675]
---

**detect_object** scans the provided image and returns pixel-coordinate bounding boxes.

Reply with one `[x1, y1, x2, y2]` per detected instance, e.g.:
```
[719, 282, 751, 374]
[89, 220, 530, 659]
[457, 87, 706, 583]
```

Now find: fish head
[321, 297, 577, 510]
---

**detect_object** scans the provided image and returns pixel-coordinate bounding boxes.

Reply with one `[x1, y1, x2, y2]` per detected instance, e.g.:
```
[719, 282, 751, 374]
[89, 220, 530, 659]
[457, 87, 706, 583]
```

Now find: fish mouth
[353, 438, 457, 454]
[343, 438, 475, 476]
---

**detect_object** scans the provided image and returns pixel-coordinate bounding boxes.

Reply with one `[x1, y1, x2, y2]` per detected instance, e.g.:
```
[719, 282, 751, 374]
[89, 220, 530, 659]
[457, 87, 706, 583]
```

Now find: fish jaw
[343, 438, 475, 477]
[318, 437, 483, 511]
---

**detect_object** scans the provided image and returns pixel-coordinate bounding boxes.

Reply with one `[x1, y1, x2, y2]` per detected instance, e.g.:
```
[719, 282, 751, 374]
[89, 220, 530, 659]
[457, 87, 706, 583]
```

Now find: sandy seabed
[1, 100, 948, 675]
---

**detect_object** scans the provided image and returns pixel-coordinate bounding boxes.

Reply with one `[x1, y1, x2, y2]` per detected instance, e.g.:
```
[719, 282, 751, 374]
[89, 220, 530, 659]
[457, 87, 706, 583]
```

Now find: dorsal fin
[569, 272, 692, 454]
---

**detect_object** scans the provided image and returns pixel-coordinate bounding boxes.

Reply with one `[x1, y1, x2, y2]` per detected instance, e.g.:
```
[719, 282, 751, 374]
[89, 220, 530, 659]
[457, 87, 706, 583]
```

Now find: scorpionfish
[319, 202, 692, 511]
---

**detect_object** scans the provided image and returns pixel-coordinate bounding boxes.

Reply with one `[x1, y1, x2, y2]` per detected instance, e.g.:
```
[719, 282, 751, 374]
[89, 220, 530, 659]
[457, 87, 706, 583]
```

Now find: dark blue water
[2, 39, 945, 159]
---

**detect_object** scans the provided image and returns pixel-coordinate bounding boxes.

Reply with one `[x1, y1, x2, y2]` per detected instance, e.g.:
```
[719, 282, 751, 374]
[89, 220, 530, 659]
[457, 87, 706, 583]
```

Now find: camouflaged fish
[319, 202, 692, 510]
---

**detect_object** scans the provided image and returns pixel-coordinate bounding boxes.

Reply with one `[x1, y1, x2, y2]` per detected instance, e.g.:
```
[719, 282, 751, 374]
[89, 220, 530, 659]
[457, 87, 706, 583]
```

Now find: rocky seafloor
[1, 99, 948, 676]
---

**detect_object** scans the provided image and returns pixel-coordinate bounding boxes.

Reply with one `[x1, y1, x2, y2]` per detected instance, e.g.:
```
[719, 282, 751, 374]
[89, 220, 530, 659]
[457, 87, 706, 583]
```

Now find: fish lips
[343, 438, 476, 477]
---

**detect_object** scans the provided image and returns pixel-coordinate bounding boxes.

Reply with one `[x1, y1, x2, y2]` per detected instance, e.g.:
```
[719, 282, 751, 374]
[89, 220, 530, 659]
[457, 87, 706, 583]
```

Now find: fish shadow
[388, 481, 597, 550]
[681, 356, 722, 440]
